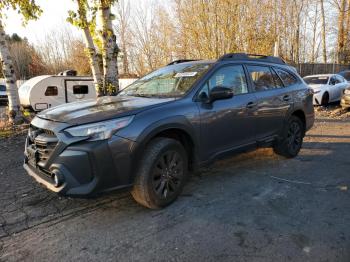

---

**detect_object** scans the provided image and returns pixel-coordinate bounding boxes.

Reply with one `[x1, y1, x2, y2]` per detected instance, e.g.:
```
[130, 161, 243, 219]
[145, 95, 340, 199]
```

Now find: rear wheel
[274, 116, 304, 158]
[321, 92, 329, 106]
[131, 138, 188, 209]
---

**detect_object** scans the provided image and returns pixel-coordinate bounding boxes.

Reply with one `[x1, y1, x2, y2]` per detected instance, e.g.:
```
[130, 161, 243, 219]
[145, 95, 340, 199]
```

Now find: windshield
[119, 63, 212, 98]
[303, 76, 329, 85]
[339, 71, 350, 81]
[0, 85, 5, 92]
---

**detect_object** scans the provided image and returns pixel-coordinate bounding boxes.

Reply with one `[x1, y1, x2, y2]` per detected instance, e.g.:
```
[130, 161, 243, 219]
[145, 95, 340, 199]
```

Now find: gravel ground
[0, 109, 349, 262]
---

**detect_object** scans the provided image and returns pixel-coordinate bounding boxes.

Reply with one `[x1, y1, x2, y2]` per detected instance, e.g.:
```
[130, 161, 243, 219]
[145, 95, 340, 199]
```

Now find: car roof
[166, 57, 298, 75]
[174, 59, 294, 69]
[167, 60, 215, 66]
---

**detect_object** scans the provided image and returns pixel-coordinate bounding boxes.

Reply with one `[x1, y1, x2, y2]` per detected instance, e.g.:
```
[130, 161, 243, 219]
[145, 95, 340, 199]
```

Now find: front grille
[34, 135, 58, 162]
[0, 95, 7, 98]
[27, 125, 59, 166]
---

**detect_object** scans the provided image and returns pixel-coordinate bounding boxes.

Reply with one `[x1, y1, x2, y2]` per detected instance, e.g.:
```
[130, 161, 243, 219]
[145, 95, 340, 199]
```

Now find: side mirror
[209, 86, 233, 102]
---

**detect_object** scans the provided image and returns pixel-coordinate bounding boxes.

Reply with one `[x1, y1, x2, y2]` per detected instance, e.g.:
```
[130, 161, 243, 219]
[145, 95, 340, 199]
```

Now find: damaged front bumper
[24, 117, 136, 196]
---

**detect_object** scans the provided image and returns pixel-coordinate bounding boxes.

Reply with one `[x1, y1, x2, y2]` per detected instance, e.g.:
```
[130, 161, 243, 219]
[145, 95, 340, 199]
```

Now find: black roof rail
[167, 59, 198, 66]
[218, 53, 286, 65]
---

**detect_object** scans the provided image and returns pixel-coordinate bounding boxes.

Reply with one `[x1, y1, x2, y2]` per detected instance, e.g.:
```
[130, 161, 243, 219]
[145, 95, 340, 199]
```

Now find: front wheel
[131, 138, 188, 209]
[274, 116, 305, 158]
[321, 92, 329, 106]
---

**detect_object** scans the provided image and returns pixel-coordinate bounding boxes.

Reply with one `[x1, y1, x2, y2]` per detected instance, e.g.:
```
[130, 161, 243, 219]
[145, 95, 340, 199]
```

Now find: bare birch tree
[68, 0, 104, 96]
[0, 0, 41, 122]
[97, 0, 119, 94]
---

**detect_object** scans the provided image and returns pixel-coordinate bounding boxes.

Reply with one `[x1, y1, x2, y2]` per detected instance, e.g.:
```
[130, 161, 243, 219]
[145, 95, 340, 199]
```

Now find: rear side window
[45, 86, 58, 96]
[247, 65, 278, 91]
[274, 68, 298, 87]
[271, 70, 284, 88]
[73, 85, 89, 94]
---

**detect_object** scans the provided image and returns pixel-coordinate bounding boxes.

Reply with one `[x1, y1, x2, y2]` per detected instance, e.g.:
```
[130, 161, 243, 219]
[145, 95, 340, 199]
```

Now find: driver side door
[197, 64, 258, 160]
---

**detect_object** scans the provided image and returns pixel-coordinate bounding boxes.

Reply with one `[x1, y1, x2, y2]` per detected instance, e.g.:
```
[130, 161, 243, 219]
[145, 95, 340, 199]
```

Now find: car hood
[308, 84, 327, 90]
[309, 85, 327, 91]
[37, 95, 176, 125]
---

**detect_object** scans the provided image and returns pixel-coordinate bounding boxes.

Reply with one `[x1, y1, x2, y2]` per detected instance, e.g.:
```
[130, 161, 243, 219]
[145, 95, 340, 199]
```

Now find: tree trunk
[82, 27, 104, 96]
[345, 0, 350, 62]
[0, 19, 21, 123]
[76, 0, 104, 96]
[320, 0, 327, 63]
[337, 0, 347, 63]
[98, 2, 119, 95]
[311, 3, 318, 63]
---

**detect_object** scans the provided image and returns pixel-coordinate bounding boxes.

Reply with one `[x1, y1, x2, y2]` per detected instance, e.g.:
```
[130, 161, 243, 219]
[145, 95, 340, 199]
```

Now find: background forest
[2, 0, 350, 80]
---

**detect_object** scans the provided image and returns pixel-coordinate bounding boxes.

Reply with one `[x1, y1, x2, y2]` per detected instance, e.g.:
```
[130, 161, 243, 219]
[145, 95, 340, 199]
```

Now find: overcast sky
[2, 0, 153, 45]
[3, 0, 81, 43]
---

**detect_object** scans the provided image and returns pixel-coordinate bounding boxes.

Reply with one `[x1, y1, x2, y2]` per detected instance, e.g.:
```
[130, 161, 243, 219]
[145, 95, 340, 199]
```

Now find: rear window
[303, 76, 329, 85]
[247, 65, 278, 91]
[73, 85, 89, 94]
[274, 68, 298, 87]
[45, 86, 58, 96]
[0, 85, 6, 92]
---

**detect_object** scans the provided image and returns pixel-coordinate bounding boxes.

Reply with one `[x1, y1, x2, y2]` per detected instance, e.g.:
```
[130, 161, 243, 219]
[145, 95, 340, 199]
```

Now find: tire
[131, 138, 188, 209]
[321, 92, 329, 106]
[274, 116, 305, 158]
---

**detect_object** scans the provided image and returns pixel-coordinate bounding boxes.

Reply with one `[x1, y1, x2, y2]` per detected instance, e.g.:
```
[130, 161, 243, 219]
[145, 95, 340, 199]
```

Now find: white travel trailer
[19, 71, 138, 111]
[19, 74, 96, 111]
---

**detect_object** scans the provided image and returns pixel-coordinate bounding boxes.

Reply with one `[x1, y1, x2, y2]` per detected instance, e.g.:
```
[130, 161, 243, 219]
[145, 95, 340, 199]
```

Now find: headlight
[65, 116, 134, 141]
[313, 90, 321, 94]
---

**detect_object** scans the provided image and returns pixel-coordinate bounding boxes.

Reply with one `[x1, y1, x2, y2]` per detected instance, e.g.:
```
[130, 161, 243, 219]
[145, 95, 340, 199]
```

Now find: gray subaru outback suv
[24, 53, 314, 209]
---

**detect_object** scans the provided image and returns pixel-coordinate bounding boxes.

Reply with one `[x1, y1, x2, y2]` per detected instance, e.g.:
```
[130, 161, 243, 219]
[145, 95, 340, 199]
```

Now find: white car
[303, 74, 350, 106]
[0, 84, 8, 105]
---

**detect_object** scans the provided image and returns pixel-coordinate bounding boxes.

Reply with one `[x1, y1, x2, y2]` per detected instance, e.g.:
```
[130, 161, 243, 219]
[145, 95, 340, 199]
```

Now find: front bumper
[24, 118, 137, 196]
[313, 92, 323, 105]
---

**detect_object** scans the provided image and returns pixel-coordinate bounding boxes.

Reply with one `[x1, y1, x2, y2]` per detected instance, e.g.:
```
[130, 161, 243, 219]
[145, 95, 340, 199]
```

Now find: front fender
[121, 115, 199, 183]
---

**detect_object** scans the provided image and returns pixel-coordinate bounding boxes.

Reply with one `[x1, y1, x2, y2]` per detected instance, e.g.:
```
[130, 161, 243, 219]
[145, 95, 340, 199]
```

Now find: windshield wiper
[129, 93, 154, 98]
[130, 94, 167, 98]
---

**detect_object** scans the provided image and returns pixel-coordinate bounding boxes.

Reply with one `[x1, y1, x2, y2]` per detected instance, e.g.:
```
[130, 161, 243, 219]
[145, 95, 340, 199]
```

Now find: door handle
[246, 101, 257, 109]
[283, 95, 291, 102]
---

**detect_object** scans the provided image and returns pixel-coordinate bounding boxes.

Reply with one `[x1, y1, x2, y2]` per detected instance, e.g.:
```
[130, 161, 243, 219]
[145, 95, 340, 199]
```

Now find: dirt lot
[0, 108, 350, 262]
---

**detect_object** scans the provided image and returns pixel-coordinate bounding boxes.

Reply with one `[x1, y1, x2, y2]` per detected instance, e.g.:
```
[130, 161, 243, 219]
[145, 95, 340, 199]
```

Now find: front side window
[274, 68, 298, 87]
[330, 76, 341, 85]
[247, 65, 278, 91]
[73, 85, 89, 94]
[45, 86, 58, 96]
[207, 65, 248, 95]
[119, 63, 212, 98]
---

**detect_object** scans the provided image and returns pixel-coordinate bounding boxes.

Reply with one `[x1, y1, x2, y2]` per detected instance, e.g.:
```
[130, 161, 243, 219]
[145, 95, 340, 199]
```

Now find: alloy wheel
[152, 150, 184, 199]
